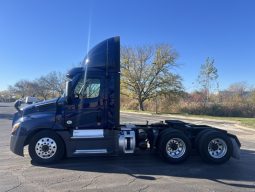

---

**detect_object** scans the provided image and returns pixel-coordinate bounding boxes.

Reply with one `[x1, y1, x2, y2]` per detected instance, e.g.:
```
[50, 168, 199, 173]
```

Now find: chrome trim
[71, 136, 104, 139]
[74, 149, 107, 154]
[72, 129, 104, 139]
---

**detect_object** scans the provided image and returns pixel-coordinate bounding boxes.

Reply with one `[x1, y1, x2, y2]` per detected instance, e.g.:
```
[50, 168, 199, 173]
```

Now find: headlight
[12, 122, 21, 133]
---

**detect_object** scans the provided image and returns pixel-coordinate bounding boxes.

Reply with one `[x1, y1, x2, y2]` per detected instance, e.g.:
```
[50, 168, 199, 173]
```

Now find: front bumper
[10, 134, 26, 156]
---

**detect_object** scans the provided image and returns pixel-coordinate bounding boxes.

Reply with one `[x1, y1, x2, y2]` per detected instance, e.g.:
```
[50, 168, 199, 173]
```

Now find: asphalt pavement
[0, 102, 255, 192]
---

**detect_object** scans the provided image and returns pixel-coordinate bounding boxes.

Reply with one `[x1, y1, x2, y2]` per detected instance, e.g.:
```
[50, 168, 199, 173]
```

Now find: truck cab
[10, 37, 241, 164]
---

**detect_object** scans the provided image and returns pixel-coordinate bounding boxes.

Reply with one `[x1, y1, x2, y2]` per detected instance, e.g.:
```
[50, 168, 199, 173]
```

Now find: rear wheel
[198, 131, 233, 164]
[28, 130, 65, 164]
[158, 131, 191, 164]
[195, 129, 211, 151]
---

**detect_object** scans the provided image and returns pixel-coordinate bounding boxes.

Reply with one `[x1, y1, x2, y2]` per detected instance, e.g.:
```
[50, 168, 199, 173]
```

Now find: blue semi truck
[10, 37, 241, 164]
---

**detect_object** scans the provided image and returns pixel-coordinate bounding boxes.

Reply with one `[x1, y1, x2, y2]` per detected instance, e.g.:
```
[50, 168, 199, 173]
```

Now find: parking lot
[0, 102, 255, 192]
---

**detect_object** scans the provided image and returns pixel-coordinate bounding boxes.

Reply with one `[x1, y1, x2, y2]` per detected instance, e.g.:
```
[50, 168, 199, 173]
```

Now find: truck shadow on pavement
[34, 149, 255, 189]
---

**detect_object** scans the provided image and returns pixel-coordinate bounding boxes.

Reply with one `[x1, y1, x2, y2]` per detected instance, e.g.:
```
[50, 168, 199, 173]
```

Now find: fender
[10, 112, 57, 156]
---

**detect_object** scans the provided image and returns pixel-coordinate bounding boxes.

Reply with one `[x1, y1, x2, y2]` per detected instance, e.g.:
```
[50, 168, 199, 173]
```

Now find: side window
[74, 78, 100, 99]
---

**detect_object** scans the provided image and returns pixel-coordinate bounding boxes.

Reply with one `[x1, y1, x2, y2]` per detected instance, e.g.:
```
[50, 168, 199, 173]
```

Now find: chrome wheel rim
[208, 138, 227, 159]
[166, 138, 186, 158]
[35, 137, 57, 159]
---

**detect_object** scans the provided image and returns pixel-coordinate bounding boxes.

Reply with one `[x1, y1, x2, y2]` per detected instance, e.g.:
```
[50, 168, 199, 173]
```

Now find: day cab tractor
[10, 37, 241, 164]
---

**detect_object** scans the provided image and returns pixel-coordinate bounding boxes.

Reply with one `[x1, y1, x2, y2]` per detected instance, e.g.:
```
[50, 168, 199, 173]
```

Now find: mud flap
[231, 138, 240, 159]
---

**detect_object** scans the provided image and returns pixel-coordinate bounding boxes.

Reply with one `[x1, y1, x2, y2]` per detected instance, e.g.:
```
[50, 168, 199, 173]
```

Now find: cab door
[65, 73, 105, 130]
[64, 72, 116, 155]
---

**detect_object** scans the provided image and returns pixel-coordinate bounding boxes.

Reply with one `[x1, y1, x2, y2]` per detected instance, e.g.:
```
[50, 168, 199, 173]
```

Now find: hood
[22, 98, 58, 116]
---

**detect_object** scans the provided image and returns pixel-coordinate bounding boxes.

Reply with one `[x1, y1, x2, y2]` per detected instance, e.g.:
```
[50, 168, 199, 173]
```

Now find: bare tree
[0, 90, 16, 102]
[39, 71, 65, 97]
[197, 57, 218, 105]
[8, 80, 27, 98]
[8, 71, 65, 100]
[221, 82, 249, 105]
[228, 82, 248, 97]
[121, 44, 183, 111]
[8, 80, 38, 98]
[251, 89, 255, 104]
[34, 78, 50, 100]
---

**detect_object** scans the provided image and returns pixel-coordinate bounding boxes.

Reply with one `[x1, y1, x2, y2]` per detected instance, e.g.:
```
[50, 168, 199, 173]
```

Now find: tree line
[1, 43, 254, 117]
[6, 71, 65, 100]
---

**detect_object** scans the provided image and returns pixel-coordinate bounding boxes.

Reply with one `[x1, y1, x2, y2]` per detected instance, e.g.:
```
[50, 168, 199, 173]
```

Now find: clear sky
[0, 0, 255, 92]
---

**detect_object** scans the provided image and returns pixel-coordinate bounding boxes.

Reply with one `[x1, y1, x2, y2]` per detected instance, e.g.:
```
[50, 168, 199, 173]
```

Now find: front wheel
[28, 130, 65, 164]
[158, 131, 191, 164]
[198, 131, 233, 164]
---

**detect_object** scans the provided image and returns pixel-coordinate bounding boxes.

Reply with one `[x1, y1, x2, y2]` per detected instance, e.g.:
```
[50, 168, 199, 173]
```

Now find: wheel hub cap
[42, 145, 49, 152]
[35, 137, 57, 159]
[166, 138, 186, 159]
[208, 138, 227, 159]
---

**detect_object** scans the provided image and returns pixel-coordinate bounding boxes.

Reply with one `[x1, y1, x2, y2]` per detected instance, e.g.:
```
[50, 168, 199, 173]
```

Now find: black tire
[195, 129, 212, 152]
[28, 130, 65, 164]
[158, 131, 191, 164]
[198, 131, 233, 164]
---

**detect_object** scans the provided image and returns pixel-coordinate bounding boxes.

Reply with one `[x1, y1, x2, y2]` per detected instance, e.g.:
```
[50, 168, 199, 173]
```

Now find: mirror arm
[14, 100, 22, 113]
